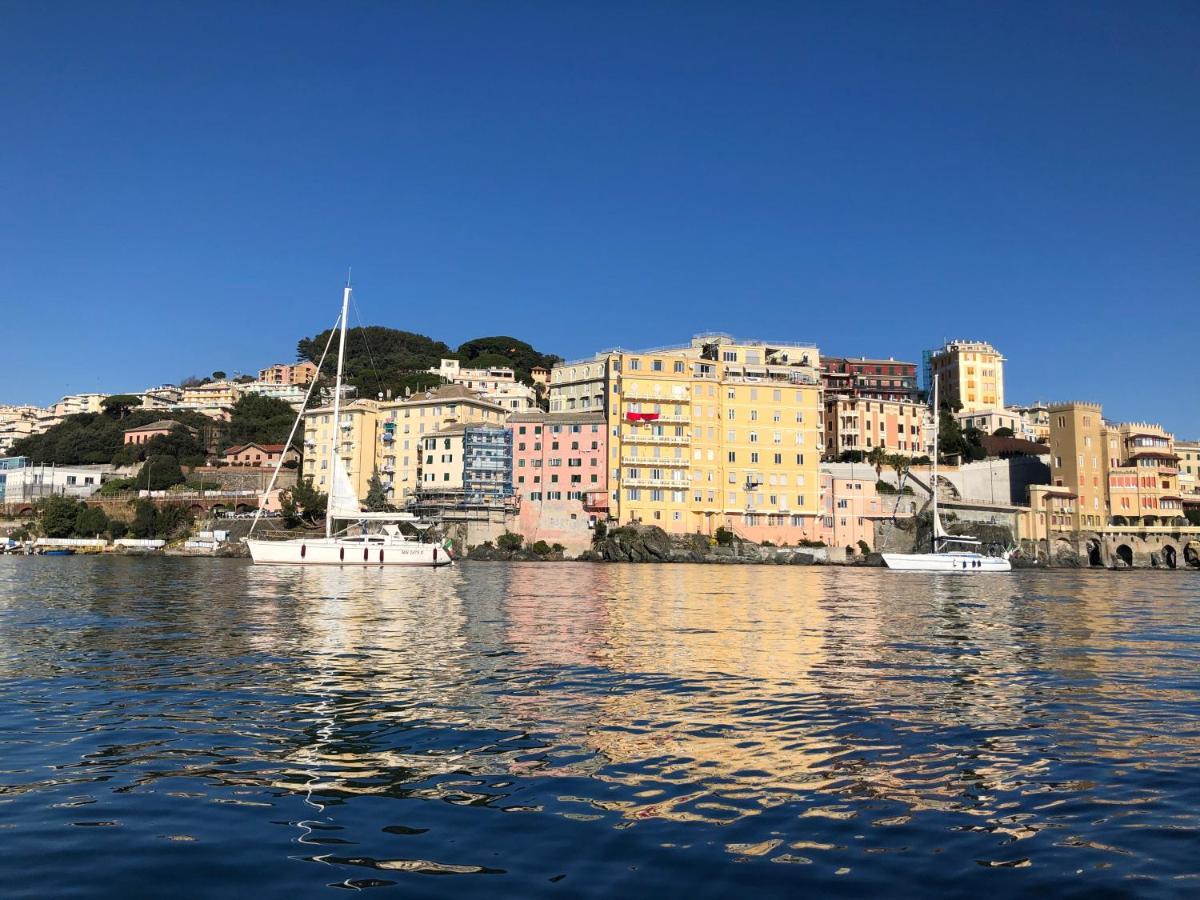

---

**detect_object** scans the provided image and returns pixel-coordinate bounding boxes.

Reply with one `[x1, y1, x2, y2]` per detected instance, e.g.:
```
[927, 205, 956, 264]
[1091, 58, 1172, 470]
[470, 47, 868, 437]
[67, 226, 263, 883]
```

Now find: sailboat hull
[246, 538, 452, 567]
[882, 552, 1011, 573]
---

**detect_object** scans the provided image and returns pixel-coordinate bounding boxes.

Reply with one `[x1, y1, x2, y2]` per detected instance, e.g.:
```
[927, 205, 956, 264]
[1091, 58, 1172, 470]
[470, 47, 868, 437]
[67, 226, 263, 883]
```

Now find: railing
[621, 433, 690, 445]
[621, 477, 689, 489]
[620, 388, 691, 402]
[621, 456, 689, 468]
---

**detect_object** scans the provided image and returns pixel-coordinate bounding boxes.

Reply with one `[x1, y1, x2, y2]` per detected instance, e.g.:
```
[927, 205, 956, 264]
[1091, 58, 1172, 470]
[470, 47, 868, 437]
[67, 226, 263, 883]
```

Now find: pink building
[509, 411, 607, 508]
[818, 472, 914, 552]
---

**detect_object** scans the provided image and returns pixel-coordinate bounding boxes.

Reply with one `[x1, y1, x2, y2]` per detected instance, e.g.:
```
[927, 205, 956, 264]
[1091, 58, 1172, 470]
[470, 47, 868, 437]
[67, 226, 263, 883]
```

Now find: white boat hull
[882, 551, 1012, 573]
[246, 538, 452, 567]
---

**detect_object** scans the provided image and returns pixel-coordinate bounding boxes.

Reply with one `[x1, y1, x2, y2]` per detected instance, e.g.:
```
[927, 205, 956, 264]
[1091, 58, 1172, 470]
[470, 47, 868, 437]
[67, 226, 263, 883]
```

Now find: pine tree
[365, 469, 389, 511]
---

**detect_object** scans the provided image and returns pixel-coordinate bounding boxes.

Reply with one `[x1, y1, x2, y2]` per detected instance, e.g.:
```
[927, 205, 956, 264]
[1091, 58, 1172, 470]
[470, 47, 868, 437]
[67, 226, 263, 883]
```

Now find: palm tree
[867, 446, 888, 479]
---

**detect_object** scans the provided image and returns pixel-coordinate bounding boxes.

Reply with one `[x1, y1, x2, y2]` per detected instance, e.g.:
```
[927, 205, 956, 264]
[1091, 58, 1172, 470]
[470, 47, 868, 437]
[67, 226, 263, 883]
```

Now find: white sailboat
[245, 281, 452, 567]
[881, 374, 1011, 573]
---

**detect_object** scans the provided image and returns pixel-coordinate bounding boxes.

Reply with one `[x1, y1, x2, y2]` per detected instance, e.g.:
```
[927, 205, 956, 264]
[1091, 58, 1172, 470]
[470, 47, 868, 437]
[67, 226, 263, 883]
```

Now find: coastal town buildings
[0, 406, 41, 454]
[419, 424, 513, 504]
[137, 386, 184, 410]
[549, 333, 824, 543]
[53, 393, 107, 418]
[379, 386, 508, 502]
[955, 407, 1023, 436]
[239, 381, 310, 410]
[177, 380, 243, 420]
[427, 359, 538, 411]
[258, 361, 318, 386]
[0, 457, 114, 504]
[929, 340, 1005, 413]
[817, 471, 898, 551]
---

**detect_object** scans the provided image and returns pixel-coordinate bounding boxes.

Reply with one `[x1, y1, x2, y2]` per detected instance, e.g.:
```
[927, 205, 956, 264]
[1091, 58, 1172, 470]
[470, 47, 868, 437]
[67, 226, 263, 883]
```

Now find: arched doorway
[1163, 545, 1177, 570]
[1115, 544, 1134, 568]
[1086, 538, 1103, 567]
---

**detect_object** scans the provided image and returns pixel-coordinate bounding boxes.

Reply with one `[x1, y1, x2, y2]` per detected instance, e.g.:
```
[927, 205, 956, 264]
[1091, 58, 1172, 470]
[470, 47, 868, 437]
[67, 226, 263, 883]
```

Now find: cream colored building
[955, 407, 1022, 436]
[930, 340, 1005, 412]
[0, 405, 42, 454]
[1011, 402, 1051, 443]
[550, 334, 824, 542]
[1177, 440, 1200, 498]
[54, 392, 107, 418]
[428, 359, 537, 411]
[178, 381, 243, 419]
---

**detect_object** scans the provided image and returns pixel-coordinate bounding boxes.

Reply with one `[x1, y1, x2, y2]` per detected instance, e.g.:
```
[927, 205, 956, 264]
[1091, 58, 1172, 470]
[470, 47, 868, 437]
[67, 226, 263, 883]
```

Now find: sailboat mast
[931, 373, 939, 553]
[326, 282, 352, 538]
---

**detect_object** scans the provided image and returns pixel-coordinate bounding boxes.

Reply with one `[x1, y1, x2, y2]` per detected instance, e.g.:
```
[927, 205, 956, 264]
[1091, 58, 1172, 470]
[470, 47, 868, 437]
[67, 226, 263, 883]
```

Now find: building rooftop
[123, 419, 192, 434]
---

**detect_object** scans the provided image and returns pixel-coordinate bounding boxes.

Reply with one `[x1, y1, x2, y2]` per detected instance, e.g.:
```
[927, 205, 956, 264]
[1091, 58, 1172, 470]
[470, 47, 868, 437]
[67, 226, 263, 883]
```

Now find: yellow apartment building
[930, 340, 1005, 412]
[1047, 401, 1108, 529]
[302, 398, 381, 500]
[550, 334, 824, 542]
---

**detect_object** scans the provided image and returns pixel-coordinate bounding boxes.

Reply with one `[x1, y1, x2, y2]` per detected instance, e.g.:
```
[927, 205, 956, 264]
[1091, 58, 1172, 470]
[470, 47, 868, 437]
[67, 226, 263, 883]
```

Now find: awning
[626, 412, 660, 422]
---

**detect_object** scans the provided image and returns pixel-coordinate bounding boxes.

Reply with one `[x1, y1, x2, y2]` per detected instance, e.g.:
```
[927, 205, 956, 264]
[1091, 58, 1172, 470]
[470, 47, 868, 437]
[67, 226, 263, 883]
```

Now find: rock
[574, 549, 602, 562]
[789, 552, 816, 565]
[864, 552, 885, 567]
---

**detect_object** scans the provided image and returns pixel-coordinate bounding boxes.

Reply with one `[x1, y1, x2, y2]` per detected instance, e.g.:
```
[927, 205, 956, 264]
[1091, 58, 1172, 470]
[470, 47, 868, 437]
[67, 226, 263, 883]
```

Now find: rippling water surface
[2, 558, 1200, 897]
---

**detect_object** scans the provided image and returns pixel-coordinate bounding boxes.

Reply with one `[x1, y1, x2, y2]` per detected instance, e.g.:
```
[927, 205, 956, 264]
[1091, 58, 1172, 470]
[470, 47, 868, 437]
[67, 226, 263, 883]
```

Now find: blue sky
[2, 3, 1197, 433]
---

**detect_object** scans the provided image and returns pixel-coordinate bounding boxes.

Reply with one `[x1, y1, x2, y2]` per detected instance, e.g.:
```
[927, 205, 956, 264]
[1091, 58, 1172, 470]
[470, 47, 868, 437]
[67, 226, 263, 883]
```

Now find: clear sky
[2, 3, 1197, 433]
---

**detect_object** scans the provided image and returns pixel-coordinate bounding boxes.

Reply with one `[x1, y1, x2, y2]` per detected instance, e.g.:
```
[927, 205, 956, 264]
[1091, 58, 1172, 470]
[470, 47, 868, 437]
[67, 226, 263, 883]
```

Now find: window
[728, 451, 736, 462]
[652, 360, 663, 371]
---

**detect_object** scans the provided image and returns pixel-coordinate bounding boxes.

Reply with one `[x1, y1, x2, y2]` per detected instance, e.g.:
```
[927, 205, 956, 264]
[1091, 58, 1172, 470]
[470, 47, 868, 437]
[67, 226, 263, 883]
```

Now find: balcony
[621, 387, 691, 402]
[381, 432, 395, 443]
[622, 477, 689, 489]
[622, 432, 690, 445]
[382, 464, 395, 474]
[621, 456, 689, 468]
[657, 414, 691, 424]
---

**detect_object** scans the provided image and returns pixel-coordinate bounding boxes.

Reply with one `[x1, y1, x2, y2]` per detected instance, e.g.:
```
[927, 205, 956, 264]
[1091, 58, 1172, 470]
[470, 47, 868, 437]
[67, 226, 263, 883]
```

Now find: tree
[365, 470, 389, 511]
[101, 394, 143, 419]
[227, 394, 297, 447]
[297, 326, 454, 401]
[867, 446, 888, 478]
[455, 336, 561, 384]
[1186, 510, 1200, 526]
[837, 450, 866, 463]
[40, 496, 80, 538]
[993, 426, 1015, 438]
[130, 500, 158, 538]
[280, 480, 326, 526]
[13, 408, 219, 467]
[74, 505, 111, 537]
[212, 371, 227, 380]
[139, 455, 186, 491]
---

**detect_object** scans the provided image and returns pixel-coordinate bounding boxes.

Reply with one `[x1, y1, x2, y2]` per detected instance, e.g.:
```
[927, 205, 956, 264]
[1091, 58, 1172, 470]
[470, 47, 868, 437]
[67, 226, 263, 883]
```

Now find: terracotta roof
[123, 419, 192, 433]
[224, 443, 289, 455]
[507, 410, 605, 425]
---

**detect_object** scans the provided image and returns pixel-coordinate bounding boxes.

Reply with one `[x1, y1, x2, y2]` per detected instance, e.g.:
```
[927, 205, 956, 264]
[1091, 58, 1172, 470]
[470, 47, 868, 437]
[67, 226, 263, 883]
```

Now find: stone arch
[1184, 542, 1200, 569]
[1085, 538, 1103, 567]
[235, 503, 253, 514]
[1114, 544, 1134, 568]
[1142, 515, 1157, 527]
[18, 506, 34, 517]
[210, 504, 226, 516]
[189, 504, 205, 516]
[1162, 545, 1178, 570]
[1053, 538, 1074, 562]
